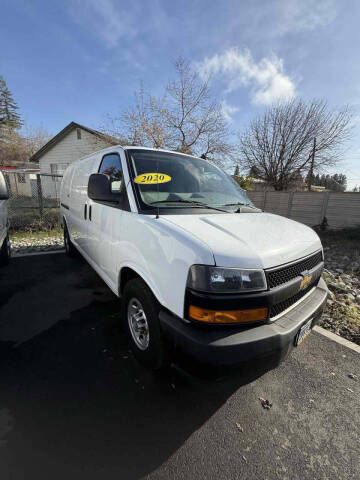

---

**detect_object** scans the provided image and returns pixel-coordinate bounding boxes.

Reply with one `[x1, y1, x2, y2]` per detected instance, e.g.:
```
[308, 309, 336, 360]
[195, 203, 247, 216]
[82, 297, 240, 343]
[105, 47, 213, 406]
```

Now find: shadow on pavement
[0, 254, 275, 480]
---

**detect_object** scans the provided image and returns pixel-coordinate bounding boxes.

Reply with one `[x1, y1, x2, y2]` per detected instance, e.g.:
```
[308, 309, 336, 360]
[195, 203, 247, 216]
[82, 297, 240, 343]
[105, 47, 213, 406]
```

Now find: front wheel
[0, 234, 10, 266]
[122, 278, 169, 370]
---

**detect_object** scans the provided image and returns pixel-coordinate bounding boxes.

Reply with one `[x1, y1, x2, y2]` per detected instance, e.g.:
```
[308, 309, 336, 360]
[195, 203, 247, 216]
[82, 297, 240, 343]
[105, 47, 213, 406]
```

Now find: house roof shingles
[29, 121, 119, 163]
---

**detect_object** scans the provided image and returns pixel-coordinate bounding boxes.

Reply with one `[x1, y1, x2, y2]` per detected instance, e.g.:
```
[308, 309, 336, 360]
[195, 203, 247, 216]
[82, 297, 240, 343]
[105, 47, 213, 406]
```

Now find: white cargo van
[0, 171, 10, 266]
[60, 147, 328, 370]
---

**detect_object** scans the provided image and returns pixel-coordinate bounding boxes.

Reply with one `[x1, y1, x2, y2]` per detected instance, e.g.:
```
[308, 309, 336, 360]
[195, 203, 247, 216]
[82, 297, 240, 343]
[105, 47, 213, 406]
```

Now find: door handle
[84, 204, 87, 220]
[89, 205, 92, 221]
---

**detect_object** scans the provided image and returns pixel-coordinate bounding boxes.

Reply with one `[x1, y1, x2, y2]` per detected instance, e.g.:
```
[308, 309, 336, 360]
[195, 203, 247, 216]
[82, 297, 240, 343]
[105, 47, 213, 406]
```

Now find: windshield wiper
[221, 202, 253, 207]
[149, 199, 229, 213]
[220, 202, 259, 213]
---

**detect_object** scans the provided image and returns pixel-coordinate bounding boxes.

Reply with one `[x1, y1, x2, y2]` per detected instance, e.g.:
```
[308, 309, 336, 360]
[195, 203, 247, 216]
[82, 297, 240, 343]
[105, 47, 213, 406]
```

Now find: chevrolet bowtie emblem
[300, 273, 312, 290]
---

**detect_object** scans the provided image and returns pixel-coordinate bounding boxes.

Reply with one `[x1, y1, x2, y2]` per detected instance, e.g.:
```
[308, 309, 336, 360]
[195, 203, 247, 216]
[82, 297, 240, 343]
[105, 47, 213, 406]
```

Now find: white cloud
[197, 47, 295, 105]
[221, 100, 238, 122]
[70, 0, 171, 49]
[277, 0, 337, 34]
[70, 0, 137, 47]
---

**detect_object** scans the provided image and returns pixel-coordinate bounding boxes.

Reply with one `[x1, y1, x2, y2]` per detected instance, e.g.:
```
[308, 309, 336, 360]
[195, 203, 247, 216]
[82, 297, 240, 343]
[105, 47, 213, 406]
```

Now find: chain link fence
[2, 170, 63, 232]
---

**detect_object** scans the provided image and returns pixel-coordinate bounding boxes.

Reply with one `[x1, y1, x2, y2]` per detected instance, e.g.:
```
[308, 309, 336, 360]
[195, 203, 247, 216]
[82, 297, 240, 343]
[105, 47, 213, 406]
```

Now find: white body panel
[162, 213, 322, 269]
[60, 146, 323, 319]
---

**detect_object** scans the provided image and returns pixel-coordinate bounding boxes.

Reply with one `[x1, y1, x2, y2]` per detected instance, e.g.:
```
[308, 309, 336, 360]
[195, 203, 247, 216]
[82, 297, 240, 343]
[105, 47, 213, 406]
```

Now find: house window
[76, 128, 82, 140]
[17, 173, 26, 183]
[51, 163, 69, 181]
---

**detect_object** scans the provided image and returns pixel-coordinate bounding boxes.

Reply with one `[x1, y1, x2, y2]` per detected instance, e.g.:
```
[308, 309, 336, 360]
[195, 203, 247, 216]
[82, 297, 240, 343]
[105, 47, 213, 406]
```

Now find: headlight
[187, 265, 267, 293]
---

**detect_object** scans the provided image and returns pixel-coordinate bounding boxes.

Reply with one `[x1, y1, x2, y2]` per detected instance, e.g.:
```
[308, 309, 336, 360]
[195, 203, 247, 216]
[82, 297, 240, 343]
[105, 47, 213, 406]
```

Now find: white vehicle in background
[60, 146, 328, 371]
[0, 171, 10, 266]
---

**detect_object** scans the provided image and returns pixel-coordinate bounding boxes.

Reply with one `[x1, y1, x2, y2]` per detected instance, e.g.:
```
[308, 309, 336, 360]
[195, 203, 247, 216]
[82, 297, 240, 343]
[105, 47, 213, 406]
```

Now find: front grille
[267, 251, 323, 289]
[270, 284, 314, 318]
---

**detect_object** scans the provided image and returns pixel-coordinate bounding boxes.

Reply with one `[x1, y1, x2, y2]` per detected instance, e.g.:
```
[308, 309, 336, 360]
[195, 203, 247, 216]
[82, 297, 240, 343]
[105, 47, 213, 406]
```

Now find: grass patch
[321, 301, 360, 345]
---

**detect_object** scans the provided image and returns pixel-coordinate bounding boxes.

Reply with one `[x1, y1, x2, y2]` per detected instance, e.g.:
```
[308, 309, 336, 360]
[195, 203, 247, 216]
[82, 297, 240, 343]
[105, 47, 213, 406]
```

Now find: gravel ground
[10, 234, 64, 255]
[321, 243, 360, 345]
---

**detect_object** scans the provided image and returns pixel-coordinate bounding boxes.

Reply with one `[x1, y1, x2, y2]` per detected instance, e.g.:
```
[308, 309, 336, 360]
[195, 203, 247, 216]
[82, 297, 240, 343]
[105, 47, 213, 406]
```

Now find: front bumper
[159, 277, 328, 367]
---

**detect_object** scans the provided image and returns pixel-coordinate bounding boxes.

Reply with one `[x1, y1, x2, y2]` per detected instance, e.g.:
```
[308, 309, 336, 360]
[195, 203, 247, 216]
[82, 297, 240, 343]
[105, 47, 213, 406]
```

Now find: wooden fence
[247, 191, 360, 229]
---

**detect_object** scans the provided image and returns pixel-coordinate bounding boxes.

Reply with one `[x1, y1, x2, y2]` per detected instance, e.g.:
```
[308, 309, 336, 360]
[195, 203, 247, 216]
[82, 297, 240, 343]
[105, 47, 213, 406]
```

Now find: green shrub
[233, 175, 253, 191]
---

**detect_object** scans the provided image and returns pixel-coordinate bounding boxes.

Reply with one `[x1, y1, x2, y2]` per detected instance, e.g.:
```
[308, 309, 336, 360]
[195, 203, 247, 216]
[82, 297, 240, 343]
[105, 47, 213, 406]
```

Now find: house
[249, 178, 274, 192]
[29, 121, 118, 197]
[249, 177, 326, 193]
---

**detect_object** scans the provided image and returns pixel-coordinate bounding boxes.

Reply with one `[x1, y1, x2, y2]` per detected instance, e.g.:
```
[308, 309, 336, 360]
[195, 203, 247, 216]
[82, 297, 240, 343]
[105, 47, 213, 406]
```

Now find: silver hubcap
[127, 298, 150, 351]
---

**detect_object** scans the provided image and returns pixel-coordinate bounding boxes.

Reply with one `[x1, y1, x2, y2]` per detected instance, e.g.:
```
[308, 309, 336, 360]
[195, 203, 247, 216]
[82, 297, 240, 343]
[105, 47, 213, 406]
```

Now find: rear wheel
[122, 278, 169, 370]
[0, 234, 10, 266]
[64, 224, 77, 258]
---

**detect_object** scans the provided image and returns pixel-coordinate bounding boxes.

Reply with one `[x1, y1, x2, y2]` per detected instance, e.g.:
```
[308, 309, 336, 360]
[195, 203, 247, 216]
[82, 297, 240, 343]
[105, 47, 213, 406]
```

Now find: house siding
[39, 128, 115, 197]
[39, 128, 113, 174]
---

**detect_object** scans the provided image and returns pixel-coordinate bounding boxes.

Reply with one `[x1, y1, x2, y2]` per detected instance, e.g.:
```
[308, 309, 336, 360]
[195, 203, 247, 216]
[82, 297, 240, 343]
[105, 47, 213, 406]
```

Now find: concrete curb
[12, 249, 65, 258]
[314, 326, 360, 354]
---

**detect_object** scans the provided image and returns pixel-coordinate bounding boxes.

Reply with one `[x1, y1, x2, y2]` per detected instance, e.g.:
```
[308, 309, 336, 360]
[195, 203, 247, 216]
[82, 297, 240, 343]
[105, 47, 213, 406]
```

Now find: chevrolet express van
[60, 147, 328, 370]
[0, 171, 10, 266]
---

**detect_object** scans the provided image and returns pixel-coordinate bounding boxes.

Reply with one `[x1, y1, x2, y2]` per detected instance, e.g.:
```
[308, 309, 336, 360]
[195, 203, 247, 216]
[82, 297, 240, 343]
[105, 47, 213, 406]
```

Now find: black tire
[121, 278, 169, 370]
[64, 224, 77, 258]
[0, 234, 10, 266]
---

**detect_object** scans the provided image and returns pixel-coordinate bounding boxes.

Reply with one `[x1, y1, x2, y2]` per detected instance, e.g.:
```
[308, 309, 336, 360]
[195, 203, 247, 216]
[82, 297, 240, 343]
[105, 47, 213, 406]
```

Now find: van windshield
[128, 150, 254, 212]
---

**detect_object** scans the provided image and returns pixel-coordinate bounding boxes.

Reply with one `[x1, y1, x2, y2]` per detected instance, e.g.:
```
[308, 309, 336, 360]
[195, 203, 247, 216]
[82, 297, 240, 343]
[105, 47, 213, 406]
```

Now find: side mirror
[88, 173, 120, 203]
[0, 172, 9, 200]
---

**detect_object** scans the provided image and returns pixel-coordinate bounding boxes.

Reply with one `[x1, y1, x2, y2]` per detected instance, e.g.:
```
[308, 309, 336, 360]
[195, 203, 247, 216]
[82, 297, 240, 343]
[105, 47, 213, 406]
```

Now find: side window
[99, 153, 123, 193]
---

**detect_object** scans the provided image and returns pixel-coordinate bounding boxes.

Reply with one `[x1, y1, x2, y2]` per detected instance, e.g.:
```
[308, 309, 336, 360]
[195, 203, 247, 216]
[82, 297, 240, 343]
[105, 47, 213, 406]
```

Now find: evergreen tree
[234, 164, 240, 176]
[325, 174, 331, 189]
[305, 171, 315, 186]
[337, 173, 347, 191]
[0, 75, 22, 130]
[249, 165, 261, 178]
[316, 173, 347, 191]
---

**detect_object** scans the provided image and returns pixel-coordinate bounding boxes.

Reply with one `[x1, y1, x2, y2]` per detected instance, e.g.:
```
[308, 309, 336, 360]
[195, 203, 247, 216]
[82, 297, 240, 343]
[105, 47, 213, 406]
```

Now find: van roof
[77, 145, 204, 162]
[122, 146, 203, 161]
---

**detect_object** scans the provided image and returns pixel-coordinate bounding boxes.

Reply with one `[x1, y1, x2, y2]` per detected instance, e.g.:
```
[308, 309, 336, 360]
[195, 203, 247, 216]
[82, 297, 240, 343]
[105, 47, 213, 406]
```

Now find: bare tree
[239, 99, 352, 190]
[0, 123, 51, 166]
[22, 124, 51, 157]
[102, 58, 233, 162]
[159, 58, 233, 159]
[103, 85, 169, 148]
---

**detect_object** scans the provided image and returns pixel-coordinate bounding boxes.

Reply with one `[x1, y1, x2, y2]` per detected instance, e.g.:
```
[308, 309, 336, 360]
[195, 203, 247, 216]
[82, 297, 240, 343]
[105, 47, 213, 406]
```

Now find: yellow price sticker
[134, 173, 172, 185]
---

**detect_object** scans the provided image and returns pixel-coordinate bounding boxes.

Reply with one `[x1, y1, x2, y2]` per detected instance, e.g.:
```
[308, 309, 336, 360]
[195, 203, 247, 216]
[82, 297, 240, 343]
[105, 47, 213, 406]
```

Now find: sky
[1, 0, 360, 189]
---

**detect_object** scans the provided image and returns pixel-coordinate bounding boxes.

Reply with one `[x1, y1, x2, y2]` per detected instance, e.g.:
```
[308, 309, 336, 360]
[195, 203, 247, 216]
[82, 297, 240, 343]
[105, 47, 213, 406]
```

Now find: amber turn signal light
[189, 305, 268, 324]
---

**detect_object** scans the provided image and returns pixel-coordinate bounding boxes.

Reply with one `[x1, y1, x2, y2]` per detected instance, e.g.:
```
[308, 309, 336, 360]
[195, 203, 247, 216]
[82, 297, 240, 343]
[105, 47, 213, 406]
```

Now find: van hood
[162, 212, 322, 269]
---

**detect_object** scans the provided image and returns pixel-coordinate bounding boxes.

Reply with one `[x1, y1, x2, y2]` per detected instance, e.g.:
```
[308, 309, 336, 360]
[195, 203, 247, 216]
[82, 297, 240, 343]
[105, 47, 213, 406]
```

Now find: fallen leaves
[259, 397, 273, 409]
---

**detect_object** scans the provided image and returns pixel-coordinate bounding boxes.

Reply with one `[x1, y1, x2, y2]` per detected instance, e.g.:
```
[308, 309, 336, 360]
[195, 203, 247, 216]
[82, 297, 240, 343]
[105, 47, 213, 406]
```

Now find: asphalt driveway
[0, 254, 359, 480]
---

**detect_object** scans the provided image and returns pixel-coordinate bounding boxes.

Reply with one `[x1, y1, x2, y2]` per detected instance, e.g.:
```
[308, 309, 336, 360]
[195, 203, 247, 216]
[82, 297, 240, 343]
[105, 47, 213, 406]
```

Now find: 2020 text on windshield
[127, 149, 255, 213]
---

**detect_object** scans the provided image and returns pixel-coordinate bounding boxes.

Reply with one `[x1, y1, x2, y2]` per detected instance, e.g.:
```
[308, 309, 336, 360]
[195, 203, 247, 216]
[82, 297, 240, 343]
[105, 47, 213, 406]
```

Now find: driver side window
[99, 153, 123, 193]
